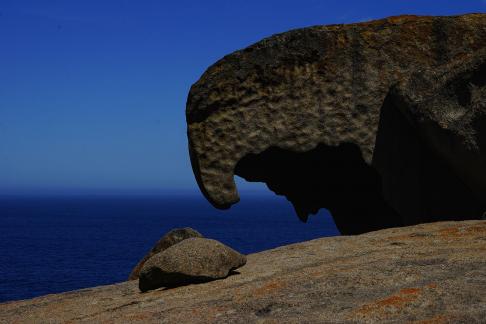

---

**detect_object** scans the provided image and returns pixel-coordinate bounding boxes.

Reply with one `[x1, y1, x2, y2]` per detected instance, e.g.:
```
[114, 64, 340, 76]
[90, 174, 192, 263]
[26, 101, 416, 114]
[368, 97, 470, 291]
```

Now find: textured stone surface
[186, 14, 486, 234]
[128, 228, 203, 280]
[139, 238, 246, 292]
[1, 220, 485, 323]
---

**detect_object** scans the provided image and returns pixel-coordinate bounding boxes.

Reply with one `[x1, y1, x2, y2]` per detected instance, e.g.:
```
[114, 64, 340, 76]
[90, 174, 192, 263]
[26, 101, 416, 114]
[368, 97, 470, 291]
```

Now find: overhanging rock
[186, 14, 486, 234]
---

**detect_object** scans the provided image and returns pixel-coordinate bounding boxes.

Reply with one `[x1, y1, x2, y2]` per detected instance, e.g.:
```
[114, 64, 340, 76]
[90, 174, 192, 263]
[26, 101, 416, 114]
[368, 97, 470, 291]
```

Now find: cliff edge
[1, 220, 485, 323]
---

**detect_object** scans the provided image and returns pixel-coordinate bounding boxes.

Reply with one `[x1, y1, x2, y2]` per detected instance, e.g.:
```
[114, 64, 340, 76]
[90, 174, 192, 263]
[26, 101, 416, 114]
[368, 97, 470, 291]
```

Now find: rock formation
[139, 238, 247, 292]
[186, 14, 486, 234]
[2, 220, 485, 322]
[128, 228, 203, 280]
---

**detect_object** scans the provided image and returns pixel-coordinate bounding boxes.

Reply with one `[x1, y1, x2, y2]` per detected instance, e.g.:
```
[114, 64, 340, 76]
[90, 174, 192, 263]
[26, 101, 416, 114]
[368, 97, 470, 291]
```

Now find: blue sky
[1, 0, 485, 195]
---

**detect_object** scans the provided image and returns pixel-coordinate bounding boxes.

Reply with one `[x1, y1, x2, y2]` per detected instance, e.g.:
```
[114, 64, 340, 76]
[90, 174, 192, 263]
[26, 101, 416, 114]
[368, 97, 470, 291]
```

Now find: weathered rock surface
[139, 237, 247, 292]
[186, 14, 486, 234]
[1, 220, 485, 323]
[128, 228, 203, 280]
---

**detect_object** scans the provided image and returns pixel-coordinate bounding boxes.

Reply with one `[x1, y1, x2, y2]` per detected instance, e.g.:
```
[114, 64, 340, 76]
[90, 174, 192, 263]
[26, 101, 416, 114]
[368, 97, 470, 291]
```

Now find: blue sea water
[0, 194, 339, 303]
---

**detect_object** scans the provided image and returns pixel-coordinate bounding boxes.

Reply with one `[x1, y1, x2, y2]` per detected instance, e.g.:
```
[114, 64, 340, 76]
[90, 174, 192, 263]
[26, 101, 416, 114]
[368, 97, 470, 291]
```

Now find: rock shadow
[234, 88, 484, 235]
[234, 143, 402, 235]
[140, 269, 242, 292]
[373, 90, 483, 225]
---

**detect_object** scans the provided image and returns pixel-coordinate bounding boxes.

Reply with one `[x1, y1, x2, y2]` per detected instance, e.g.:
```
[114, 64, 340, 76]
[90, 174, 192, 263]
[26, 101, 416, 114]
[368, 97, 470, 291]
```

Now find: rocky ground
[1, 220, 485, 323]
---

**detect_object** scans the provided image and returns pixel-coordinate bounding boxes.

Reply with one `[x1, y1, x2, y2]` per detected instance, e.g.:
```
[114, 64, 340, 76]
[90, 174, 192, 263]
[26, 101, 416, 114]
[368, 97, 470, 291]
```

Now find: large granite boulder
[139, 238, 247, 292]
[128, 228, 203, 280]
[186, 14, 486, 234]
[2, 220, 485, 322]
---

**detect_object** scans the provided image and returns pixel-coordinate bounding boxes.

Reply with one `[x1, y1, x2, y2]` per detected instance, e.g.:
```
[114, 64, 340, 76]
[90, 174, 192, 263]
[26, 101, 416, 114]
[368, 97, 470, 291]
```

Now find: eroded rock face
[139, 238, 246, 292]
[128, 228, 203, 280]
[186, 14, 486, 234]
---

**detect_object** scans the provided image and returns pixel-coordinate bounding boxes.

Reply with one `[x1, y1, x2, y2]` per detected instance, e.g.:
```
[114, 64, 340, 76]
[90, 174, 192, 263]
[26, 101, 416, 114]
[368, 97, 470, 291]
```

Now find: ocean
[0, 194, 339, 303]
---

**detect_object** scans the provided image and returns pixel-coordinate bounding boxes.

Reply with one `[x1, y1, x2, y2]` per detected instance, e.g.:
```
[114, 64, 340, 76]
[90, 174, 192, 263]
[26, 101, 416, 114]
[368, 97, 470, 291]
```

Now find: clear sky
[1, 0, 485, 195]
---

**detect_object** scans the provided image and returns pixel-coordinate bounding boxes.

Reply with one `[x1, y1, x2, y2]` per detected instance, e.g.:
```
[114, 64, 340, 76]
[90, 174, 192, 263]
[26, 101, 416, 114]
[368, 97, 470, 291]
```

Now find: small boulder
[128, 227, 203, 280]
[139, 238, 246, 292]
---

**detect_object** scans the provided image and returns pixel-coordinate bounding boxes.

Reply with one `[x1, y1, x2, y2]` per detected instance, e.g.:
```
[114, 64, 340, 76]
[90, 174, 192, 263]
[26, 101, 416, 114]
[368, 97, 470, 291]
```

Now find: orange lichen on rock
[253, 280, 287, 297]
[465, 224, 486, 235]
[438, 223, 486, 240]
[439, 227, 461, 239]
[357, 287, 421, 315]
[412, 315, 449, 324]
[354, 284, 441, 322]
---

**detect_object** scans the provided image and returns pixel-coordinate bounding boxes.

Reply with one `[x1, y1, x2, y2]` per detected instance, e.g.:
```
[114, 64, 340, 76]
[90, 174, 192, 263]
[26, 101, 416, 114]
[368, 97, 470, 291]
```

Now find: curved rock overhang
[186, 14, 486, 234]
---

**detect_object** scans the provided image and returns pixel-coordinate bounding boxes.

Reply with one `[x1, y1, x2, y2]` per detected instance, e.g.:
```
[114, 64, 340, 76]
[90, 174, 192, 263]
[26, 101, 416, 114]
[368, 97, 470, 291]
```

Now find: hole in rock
[234, 143, 402, 235]
[449, 61, 486, 107]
